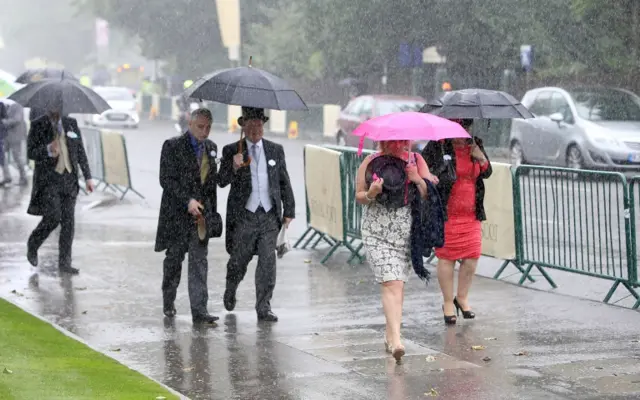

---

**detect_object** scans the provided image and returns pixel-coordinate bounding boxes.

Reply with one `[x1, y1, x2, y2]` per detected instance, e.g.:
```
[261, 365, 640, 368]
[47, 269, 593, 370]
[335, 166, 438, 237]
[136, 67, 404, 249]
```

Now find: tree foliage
[75, 0, 640, 88]
[74, 0, 228, 77]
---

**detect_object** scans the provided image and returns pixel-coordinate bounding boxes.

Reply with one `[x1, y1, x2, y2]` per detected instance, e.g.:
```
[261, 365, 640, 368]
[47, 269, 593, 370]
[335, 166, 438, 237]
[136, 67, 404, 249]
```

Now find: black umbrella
[15, 68, 78, 84]
[8, 78, 110, 115]
[420, 88, 534, 119]
[184, 58, 308, 111]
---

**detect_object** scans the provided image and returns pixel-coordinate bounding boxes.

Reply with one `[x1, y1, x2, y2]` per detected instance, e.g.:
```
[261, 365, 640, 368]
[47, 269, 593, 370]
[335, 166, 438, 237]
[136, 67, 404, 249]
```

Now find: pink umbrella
[352, 111, 471, 154]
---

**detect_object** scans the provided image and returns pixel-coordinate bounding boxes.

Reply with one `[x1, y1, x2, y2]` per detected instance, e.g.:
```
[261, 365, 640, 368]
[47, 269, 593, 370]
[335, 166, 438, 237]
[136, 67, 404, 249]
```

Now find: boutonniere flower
[268, 159, 276, 167]
[66, 131, 78, 139]
[210, 150, 217, 157]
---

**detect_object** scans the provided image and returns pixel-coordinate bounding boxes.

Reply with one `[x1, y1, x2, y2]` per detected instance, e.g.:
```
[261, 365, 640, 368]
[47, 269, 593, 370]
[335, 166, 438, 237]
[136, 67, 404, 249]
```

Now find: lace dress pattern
[361, 201, 413, 283]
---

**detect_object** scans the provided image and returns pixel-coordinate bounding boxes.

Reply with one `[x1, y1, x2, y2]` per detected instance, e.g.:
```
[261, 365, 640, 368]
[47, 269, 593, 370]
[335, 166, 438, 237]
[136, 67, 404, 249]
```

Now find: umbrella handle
[237, 128, 252, 168]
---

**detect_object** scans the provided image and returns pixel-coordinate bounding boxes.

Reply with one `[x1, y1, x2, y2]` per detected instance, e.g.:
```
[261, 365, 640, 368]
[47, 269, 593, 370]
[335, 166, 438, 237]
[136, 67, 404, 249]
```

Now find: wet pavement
[1, 121, 640, 399]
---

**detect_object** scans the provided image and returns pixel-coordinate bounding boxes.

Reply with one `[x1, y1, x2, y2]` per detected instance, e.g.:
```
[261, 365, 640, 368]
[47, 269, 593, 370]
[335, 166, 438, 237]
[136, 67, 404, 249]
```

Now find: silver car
[510, 86, 640, 170]
[85, 86, 140, 129]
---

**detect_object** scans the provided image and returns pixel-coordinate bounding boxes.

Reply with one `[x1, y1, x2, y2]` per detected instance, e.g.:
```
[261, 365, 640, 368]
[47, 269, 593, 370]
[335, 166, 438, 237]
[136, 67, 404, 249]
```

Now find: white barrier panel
[481, 162, 516, 260]
[228, 105, 242, 128]
[304, 145, 344, 239]
[322, 105, 341, 137]
[100, 131, 130, 188]
[269, 110, 287, 134]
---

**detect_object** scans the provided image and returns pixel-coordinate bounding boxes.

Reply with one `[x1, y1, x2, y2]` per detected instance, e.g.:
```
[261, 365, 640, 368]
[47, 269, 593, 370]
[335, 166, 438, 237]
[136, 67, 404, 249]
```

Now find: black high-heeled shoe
[442, 305, 457, 325]
[453, 297, 476, 319]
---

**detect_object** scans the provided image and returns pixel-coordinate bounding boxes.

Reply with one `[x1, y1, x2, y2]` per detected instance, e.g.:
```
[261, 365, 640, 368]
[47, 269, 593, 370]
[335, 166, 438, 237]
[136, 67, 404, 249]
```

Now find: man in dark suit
[218, 107, 295, 322]
[26, 107, 94, 275]
[155, 108, 221, 325]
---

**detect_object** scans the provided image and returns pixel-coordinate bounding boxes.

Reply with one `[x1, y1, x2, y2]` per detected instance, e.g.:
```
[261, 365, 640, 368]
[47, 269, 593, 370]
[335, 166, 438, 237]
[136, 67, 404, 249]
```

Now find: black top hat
[238, 106, 269, 126]
[365, 155, 412, 209]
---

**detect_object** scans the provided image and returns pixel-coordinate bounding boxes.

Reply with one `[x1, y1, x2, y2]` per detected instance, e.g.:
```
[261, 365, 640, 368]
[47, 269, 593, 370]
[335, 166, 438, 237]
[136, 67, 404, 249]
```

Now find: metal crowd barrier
[296, 144, 640, 309]
[496, 166, 639, 307]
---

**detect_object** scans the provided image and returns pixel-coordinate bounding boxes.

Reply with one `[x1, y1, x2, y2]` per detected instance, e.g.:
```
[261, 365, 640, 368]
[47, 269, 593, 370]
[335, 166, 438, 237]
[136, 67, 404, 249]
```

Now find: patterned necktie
[197, 142, 204, 166]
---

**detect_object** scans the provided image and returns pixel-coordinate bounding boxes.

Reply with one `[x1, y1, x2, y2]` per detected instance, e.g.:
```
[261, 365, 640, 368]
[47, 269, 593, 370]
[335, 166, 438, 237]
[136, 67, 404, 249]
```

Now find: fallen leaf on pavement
[484, 337, 498, 341]
[110, 348, 121, 352]
[424, 388, 439, 397]
[183, 367, 194, 372]
[10, 290, 24, 297]
[304, 259, 311, 263]
[471, 345, 486, 351]
[3, 368, 13, 374]
[81, 311, 88, 315]
[482, 356, 492, 362]
[75, 287, 87, 291]
[513, 351, 528, 356]
[425, 355, 436, 362]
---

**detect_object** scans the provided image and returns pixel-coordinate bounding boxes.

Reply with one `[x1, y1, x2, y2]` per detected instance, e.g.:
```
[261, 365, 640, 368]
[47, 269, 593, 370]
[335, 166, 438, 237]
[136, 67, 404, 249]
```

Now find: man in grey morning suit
[218, 107, 295, 322]
[155, 108, 221, 325]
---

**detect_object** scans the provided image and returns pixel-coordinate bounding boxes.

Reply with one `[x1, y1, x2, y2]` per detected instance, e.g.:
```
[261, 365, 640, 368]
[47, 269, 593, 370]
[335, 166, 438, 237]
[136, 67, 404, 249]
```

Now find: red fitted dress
[435, 144, 489, 260]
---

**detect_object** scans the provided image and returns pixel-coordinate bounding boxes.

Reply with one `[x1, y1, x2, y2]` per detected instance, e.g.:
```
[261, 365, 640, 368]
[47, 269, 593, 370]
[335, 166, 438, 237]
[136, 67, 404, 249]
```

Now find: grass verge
[0, 298, 179, 400]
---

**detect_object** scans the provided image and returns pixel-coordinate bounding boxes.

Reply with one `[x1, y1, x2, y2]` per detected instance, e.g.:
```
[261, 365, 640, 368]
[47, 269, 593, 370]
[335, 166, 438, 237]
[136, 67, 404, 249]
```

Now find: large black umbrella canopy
[421, 88, 534, 119]
[8, 78, 111, 115]
[184, 64, 308, 111]
[15, 68, 78, 84]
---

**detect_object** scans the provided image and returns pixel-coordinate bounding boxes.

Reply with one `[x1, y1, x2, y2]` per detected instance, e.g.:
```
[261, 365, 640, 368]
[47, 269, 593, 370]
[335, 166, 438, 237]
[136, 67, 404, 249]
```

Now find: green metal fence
[505, 165, 638, 305]
[293, 145, 372, 264]
[626, 176, 640, 308]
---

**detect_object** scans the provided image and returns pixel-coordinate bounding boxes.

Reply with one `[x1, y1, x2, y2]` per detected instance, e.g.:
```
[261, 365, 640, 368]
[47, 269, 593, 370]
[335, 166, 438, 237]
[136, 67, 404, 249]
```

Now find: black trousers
[162, 228, 210, 318]
[226, 207, 279, 315]
[28, 172, 78, 268]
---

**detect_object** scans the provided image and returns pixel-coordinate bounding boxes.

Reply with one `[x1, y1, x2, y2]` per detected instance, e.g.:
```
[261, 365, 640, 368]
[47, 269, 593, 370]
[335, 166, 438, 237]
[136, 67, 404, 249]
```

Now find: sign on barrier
[304, 145, 344, 239]
[100, 131, 130, 188]
[81, 127, 105, 182]
[481, 162, 516, 260]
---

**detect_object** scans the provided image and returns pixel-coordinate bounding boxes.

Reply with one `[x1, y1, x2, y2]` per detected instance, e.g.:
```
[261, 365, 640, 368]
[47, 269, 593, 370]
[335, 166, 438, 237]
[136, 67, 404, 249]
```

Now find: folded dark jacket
[410, 180, 445, 284]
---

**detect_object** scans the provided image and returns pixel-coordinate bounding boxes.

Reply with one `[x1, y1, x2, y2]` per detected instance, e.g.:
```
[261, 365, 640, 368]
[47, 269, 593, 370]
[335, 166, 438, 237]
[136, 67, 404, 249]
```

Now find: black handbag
[205, 210, 223, 238]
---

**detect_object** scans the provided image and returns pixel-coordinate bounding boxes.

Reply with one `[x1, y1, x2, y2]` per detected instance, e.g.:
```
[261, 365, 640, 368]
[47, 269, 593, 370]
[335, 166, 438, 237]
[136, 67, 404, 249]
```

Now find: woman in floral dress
[356, 139, 437, 362]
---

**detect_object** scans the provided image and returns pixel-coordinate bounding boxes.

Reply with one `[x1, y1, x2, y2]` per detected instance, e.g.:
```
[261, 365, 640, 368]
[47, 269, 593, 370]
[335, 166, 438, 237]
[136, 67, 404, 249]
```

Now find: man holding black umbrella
[25, 105, 94, 274]
[218, 107, 295, 322]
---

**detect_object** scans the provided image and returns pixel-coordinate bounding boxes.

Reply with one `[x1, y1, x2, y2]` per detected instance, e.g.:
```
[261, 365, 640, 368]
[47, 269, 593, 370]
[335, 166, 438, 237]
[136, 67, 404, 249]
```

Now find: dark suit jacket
[422, 137, 492, 221]
[26, 115, 92, 216]
[218, 138, 295, 255]
[155, 133, 220, 252]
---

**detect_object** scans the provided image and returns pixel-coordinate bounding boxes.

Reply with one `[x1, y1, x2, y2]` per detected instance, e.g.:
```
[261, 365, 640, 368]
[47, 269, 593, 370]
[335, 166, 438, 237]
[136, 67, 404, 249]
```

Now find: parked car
[85, 86, 140, 129]
[510, 86, 640, 170]
[335, 94, 426, 151]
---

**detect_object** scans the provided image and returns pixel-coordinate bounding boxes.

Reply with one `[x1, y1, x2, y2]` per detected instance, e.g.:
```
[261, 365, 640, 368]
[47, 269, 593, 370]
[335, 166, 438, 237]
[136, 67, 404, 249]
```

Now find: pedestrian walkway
[1, 188, 640, 400]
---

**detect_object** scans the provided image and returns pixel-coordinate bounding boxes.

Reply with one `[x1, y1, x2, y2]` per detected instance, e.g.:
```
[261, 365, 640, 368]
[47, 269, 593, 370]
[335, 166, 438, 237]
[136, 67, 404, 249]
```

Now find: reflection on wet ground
[3, 215, 640, 399]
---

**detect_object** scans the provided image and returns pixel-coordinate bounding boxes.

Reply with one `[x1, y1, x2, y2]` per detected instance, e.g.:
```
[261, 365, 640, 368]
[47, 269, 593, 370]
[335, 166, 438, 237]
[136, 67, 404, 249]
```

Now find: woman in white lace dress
[356, 139, 436, 362]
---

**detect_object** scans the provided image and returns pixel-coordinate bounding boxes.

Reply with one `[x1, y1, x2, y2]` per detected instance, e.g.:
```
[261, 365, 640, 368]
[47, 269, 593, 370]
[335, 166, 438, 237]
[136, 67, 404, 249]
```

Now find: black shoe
[163, 305, 177, 318]
[453, 297, 475, 319]
[192, 314, 219, 325]
[59, 266, 80, 275]
[26, 247, 38, 267]
[223, 286, 237, 311]
[257, 310, 278, 322]
[442, 305, 457, 325]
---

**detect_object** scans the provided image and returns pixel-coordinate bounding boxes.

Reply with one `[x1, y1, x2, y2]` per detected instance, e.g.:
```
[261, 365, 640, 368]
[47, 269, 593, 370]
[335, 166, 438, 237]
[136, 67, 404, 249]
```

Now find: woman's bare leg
[437, 259, 456, 316]
[381, 280, 404, 348]
[456, 258, 478, 310]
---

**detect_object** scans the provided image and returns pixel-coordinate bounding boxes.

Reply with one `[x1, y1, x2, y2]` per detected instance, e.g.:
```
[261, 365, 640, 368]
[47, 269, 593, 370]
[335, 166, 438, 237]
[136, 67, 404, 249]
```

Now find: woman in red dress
[422, 119, 492, 325]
